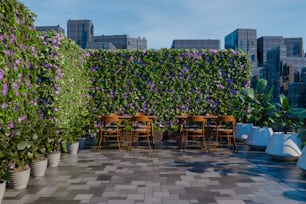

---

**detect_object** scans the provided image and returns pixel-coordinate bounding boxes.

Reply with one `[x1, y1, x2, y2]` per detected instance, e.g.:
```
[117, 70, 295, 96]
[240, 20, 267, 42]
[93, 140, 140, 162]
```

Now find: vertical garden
[86, 49, 251, 128]
[0, 0, 90, 179]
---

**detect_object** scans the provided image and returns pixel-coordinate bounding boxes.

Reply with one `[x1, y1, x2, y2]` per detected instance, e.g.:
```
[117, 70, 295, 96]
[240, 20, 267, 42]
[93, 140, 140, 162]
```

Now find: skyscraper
[225, 29, 257, 67]
[257, 36, 284, 66]
[67, 19, 94, 49]
[171, 39, 220, 50]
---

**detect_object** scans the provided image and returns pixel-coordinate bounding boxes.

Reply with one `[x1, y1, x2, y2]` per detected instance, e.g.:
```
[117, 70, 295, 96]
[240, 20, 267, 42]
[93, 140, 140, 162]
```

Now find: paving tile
[2, 143, 306, 204]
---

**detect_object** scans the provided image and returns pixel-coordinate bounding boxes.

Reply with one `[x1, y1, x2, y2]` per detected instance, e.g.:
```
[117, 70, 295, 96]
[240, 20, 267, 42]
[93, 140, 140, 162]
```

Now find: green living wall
[87, 49, 251, 128]
[0, 0, 90, 178]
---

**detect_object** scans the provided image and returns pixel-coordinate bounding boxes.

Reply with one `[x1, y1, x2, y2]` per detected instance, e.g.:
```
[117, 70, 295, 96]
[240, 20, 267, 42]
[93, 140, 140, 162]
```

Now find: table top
[176, 115, 218, 119]
[98, 115, 157, 119]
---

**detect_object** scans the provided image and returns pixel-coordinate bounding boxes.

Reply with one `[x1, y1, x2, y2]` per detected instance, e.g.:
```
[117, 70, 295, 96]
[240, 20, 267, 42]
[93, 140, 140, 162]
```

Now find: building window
[251, 55, 255, 62]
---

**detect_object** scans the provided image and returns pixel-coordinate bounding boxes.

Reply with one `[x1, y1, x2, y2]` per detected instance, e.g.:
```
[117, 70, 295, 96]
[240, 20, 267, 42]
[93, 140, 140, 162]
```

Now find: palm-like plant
[242, 79, 276, 127]
[274, 94, 306, 134]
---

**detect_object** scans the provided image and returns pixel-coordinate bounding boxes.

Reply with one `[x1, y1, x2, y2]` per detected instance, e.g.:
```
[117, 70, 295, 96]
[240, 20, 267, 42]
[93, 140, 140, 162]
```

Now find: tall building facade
[257, 36, 284, 67]
[225, 29, 257, 67]
[284, 38, 304, 57]
[91, 35, 147, 50]
[35, 25, 65, 35]
[67, 19, 147, 50]
[266, 46, 287, 102]
[67, 19, 94, 49]
[266, 45, 306, 105]
[171, 39, 220, 50]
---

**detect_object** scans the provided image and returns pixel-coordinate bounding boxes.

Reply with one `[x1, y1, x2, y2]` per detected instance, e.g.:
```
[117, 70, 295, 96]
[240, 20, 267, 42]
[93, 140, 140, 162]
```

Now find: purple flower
[8, 121, 14, 129]
[18, 116, 26, 123]
[0, 69, 4, 81]
[218, 84, 225, 90]
[9, 163, 16, 170]
[2, 82, 8, 96]
[12, 82, 19, 90]
[1, 103, 7, 108]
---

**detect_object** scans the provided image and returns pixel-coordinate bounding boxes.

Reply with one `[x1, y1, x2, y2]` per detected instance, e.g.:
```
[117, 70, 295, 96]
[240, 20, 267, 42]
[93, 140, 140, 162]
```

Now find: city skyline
[20, 0, 306, 51]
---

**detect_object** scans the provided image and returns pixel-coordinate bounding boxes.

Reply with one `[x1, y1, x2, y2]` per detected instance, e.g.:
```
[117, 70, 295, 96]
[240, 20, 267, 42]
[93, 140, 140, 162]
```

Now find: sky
[20, 0, 306, 50]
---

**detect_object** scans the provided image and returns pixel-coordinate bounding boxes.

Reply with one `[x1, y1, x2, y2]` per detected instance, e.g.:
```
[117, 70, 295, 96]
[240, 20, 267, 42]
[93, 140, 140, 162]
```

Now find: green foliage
[0, 0, 39, 178]
[87, 49, 251, 129]
[247, 79, 276, 127]
[54, 38, 90, 142]
[273, 94, 306, 133]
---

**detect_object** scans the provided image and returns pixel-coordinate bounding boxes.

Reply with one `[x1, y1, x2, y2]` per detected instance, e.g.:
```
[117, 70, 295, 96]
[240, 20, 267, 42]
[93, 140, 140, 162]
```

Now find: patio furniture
[176, 113, 193, 148]
[128, 115, 154, 151]
[204, 114, 219, 143]
[183, 115, 208, 152]
[215, 115, 238, 152]
[97, 115, 122, 151]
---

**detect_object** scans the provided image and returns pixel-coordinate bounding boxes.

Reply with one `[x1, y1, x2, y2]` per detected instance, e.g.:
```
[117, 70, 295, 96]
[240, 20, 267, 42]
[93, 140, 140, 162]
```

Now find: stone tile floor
[2, 142, 306, 204]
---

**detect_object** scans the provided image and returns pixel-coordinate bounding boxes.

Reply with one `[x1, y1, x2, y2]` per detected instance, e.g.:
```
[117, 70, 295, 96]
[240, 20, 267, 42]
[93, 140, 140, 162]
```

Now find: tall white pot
[245, 126, 273, 150]
[47, 152, 61, 167]
[297, 146, 306, 171]
[265, 132, 302, 160]
[30, 159, 48, 177]
[0, 179, 6, 203]
[67, 141, 79, 154]
[235, 123, 253, 141]
[8, 168, 30, 189]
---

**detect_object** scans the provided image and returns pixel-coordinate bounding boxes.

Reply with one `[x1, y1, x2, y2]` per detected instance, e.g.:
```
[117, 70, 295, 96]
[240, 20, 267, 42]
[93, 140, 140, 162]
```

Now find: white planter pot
[265, 132, 302, 160]
[235, 123, 253, 140]
[47, 152, 61, 167]
[245, 126, 273, 150]
[0, 179, 6, 203]
[30, 159, 48, 177]
[67, 141, 79, 154]
[297, 146, 306, 171]
[8, 168, 30, 189]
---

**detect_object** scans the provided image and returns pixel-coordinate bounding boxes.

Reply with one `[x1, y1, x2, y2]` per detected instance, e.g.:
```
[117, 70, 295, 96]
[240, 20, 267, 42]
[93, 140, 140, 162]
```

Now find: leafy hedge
[87, 49, 251, 128]
[0, 0, 90, 178]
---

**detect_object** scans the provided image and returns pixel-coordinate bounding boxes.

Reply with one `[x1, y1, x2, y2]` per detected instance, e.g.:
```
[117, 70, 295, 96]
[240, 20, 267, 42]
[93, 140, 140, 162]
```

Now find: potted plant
[5, 128, 32, 190]
[232, 87, 254, 141]
[245, 79, 275, 150]
[28, 118, 49, 177]
[42, 121, 62, 167]
[0, 138, 7, 202]
[266, 94, 306, 160]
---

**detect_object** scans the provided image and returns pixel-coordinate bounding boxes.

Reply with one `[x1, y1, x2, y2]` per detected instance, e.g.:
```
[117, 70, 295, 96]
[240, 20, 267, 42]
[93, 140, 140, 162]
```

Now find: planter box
[235, 123, 253, 141]
[245, 126, 273, 150]
[265, 132, 302, 161]
[297, 146, 306, 171]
